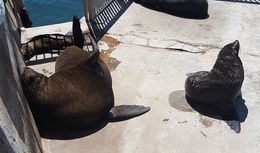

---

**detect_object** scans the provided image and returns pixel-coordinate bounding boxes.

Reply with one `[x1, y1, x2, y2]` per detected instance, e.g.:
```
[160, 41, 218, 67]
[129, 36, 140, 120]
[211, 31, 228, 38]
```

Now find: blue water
[24, 0, 84, 26]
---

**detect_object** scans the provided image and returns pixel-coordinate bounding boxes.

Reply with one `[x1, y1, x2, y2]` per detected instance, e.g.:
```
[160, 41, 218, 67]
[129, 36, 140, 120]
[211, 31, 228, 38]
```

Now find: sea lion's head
[218, 40, 240, 58]
[20, 67, 47, 97]
[213, 40, 241, 70]
[212, 40, 243, 80]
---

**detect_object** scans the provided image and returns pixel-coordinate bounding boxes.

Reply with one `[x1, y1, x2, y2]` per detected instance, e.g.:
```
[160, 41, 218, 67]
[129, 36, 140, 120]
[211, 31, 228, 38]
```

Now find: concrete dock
[23, 0, 260, 152]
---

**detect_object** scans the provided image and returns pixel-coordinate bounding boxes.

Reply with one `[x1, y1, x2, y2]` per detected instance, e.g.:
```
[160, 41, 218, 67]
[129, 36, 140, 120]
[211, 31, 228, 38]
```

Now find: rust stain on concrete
[100, 35, 121, 71]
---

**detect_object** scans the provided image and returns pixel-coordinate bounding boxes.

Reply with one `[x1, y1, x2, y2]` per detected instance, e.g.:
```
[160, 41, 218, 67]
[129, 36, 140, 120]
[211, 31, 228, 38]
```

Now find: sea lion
[20, 16, 150, 130]
[185, 40, 244, 120]
[20, 17, 85, 61]
[134, 0, 209, 19]
[20, 34, 75, 61]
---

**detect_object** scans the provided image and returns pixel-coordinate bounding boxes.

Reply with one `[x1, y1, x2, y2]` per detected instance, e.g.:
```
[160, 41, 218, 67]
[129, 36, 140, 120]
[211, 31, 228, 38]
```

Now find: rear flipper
[225, 120, 241, 133]
[108, 105, 151, 122]
[221, 105, 241, 133]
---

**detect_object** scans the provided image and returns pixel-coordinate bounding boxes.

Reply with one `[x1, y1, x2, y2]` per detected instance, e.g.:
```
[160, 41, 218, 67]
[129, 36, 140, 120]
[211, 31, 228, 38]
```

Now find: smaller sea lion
[20, 17, 85, 61]
[20, 34, 75, 61]
[134, 0, 209, 19]
[185, 40, 244, 121]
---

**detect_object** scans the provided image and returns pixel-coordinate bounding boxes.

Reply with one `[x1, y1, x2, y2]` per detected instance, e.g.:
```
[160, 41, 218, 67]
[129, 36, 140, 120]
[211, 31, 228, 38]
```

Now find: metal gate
[83, 0, 133, 41]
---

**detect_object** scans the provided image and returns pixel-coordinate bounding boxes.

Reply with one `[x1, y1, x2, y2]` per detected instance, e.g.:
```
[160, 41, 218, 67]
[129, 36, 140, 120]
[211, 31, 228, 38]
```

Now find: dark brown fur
[20, 46, 114, 129]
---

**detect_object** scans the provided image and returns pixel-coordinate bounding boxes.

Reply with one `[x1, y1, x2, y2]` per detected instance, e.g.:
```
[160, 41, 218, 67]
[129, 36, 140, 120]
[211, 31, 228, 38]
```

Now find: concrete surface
[25, 0, 260, 153]
[0, 0, 42, 152]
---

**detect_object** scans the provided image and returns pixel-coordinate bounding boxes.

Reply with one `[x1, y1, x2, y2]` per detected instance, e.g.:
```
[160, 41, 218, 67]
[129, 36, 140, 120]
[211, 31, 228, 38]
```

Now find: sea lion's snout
[232, 40, 240, 55]
[22, 67, 36, 78]
[20, 67, 44, 87]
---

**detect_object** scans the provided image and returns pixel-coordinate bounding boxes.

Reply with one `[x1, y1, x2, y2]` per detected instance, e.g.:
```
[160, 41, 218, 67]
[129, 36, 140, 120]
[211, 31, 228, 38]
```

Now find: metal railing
[84, 0, 113, 20]
[83, 0, 133, 41]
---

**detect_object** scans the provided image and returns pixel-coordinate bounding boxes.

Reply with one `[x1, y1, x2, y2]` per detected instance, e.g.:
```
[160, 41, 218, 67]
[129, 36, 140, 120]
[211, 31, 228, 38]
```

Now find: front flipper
[108, 105, 151, 122]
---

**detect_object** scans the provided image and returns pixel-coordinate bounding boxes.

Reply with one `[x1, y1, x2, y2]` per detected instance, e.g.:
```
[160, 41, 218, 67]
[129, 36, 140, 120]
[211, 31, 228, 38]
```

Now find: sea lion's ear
[232, 40, 240, 55]
[84, 51, 100, 67]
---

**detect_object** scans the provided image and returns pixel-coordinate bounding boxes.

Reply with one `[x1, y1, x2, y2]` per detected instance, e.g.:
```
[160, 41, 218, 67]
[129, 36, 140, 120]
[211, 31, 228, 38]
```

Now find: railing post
[83, 0, 97, 41]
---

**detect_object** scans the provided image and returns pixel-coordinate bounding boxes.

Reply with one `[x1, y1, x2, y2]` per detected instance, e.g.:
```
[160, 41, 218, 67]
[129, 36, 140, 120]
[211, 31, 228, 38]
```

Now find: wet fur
[185, 41, 244, 119]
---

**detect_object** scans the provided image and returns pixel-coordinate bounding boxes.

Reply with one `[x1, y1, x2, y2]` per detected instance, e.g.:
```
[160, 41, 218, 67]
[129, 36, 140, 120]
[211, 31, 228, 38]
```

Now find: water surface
[24, 0, 84, 26]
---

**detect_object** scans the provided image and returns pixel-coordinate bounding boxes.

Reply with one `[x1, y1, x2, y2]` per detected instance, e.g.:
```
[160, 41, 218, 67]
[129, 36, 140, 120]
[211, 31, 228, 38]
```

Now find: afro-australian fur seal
[20, 17, 150, 130]
[185, 40, 244, 121]
[134, 0, 209, 19]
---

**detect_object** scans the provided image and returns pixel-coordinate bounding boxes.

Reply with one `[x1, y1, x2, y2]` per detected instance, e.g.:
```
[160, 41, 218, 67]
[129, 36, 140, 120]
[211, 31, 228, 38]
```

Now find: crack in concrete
[107, 33, 221, 54]
[247, 53, 260, 58]
[118, 41, 214, 54]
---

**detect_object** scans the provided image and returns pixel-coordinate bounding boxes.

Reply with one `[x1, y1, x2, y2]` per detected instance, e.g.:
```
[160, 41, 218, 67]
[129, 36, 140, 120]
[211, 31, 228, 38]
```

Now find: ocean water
[24, 0, 84, 26]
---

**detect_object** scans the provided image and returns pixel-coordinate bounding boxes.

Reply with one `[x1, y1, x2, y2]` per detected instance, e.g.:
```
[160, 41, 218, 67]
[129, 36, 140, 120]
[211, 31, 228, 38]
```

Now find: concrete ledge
[0, 0, 42, 152]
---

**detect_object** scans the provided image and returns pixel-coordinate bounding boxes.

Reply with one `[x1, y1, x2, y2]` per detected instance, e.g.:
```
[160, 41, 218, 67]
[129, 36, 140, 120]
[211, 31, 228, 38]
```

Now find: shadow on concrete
[39, 122, 108, 140]
[169, 90, 248, 133]
[216, 0, 260, 5]
[87, 0, 133, 42]
[39, 105, 150, 140]
[133, 0, 209, 20]
[186, 95, 248, 133]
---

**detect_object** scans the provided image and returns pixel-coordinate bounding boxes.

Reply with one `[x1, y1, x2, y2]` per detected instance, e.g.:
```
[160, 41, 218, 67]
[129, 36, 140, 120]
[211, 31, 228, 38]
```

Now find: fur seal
[20, 17, 84, 61]
[134, 0, 209, 19]
[20, 34, 75, 61]
[20, 16, 150, 130]
[185, 40, 244, 120]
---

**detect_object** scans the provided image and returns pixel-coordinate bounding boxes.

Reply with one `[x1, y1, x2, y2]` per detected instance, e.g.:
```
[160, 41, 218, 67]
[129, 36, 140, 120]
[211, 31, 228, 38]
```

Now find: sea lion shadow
[185, 95, 248, 123]
[39, 121, 108, 140]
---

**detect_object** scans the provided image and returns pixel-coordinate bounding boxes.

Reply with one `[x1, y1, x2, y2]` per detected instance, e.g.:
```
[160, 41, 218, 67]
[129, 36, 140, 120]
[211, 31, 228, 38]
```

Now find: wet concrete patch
[168, 90, 193, 112]
[100, 35, 121, 71]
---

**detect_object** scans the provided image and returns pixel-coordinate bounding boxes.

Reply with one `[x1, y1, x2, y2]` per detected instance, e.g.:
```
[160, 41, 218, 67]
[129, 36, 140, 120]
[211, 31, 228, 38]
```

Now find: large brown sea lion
[185, 40, 245, 132]
[20, 16, 150, 130]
